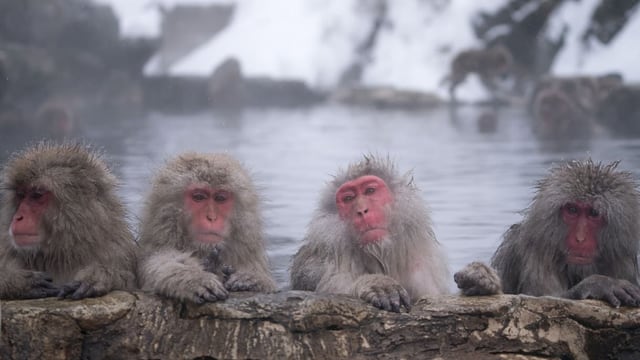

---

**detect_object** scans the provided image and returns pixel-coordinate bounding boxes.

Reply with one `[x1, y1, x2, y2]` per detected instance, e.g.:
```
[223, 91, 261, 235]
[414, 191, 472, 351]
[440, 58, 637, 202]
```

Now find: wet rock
[2, 291, 639, 359]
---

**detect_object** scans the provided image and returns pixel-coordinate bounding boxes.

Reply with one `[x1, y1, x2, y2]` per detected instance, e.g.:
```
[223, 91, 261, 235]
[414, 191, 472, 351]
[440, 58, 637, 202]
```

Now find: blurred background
[1, 0, 639, 289]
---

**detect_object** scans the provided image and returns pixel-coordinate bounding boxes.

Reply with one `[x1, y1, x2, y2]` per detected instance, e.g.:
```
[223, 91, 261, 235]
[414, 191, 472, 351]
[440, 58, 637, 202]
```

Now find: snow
[98, 0, 640, 101]
[551, 0, 640, 82]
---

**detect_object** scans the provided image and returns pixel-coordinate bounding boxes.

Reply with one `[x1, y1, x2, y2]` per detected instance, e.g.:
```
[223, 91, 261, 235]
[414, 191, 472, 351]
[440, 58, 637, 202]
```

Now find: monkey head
[2, 143, 116, 251]
[533, 160, 640, 268]
[336, 175, 394, 246]
[147, 153, 260, 250]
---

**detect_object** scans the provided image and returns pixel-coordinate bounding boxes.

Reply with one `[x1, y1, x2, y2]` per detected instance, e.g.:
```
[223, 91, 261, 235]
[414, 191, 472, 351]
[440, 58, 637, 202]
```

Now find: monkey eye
[191, 192, 208, 202]
[565, 204, 578, 214]
[213, 192, 229, 203]
[588, 208, 600, 217]
[30, 189, 46, 200]
[342, 194, 355, 203]
[364, 187, 376, 195]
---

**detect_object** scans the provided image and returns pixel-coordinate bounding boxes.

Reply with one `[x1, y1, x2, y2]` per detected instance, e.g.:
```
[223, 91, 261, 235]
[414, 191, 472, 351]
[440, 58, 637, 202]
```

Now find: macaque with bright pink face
[455, 159, 640, 307]
[0, 142, 137, 300]
[138, 153, 276, 304]
[291, 155, 450, 312]
[184, 185, 234, 245]
[335, 175, 393, 246]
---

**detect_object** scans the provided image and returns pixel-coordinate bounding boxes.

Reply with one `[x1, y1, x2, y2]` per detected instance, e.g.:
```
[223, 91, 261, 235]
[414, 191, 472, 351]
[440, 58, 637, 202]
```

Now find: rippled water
[3, 104, 640, 291]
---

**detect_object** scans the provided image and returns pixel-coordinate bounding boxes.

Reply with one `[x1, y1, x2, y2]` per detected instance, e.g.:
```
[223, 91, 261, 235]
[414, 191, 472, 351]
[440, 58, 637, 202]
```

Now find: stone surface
[1, 291, 639, 359]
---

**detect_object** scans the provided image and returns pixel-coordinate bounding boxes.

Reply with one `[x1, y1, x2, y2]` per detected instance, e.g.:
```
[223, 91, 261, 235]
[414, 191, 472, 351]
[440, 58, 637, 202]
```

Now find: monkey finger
[222, 265, 236, 276]
[205, 284, 228, 300]
[199, 290, 220, 303]
[376, 289, 392, 311]
[601, 291, 621, 308]
[389, 291, 401, 313]
[70, 282, 99, 300]
[614, 286, 640, 307]
[58, 281, 82, 299]
[622, 284, 640, 306]
[369, 295, 382, 310]
[399, 290, 412, 311]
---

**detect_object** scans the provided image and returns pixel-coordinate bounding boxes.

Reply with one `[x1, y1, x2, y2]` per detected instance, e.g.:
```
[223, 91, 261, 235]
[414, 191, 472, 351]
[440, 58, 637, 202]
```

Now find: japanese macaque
[529, 74, 623, 139]
[0, 142, 137, 300]
[137, 153, 276, 304]
[443, 45, 513, 103]
[290, 155, 449, 312]
[455, 159, 640, 307]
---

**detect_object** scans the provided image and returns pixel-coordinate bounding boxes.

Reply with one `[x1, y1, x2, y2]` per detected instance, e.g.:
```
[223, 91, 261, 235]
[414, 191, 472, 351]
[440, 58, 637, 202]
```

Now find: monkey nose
[357, 208, 369, 216]
[14, 214, 24, 221]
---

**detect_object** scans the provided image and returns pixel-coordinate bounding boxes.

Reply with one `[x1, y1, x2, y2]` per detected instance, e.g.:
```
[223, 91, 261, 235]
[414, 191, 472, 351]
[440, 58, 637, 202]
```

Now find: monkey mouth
[566, 253, 596, 265]
[11, 233, 41, 248]
[195, 232, 225, 244]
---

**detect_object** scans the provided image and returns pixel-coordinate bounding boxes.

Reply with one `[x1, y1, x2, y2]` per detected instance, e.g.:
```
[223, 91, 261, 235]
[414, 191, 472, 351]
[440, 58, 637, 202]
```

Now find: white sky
[98, 0, 640, 100]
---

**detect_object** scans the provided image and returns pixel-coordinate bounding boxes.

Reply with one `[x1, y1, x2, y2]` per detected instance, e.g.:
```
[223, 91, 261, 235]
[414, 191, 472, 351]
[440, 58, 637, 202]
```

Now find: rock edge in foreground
[1, 291, 639, 359]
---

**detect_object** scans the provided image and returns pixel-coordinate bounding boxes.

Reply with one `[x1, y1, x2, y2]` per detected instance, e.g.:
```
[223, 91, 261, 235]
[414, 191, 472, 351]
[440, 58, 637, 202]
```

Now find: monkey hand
[58, 280, 104, 300]
[225, 270, 270, 292]
[454, 261, 502, 296]
[353, 274, 411, 312]
[566, 274, 640, 308]
[20, 271, 59, 299]
[179, 272, 229, 304]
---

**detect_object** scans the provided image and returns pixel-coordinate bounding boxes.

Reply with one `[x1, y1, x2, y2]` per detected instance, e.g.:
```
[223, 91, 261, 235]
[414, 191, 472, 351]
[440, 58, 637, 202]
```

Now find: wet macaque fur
[138, 153, 276, 304]
[455, 160, 640, 307]
[291, 155, 449, 312]
[0, 142, 137, 300]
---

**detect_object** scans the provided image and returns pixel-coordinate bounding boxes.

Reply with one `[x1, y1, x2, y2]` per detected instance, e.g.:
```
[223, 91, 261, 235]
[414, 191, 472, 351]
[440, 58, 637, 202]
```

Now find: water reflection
[2, 104, 640, 290]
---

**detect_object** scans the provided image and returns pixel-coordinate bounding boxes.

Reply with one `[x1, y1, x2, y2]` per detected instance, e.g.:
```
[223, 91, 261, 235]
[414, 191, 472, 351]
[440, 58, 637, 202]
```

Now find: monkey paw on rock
[454, 261, 502, 296]
[58, 280, 107, 300]
[181, 272, 229, 304]
[21, 271, 60, 299]
[355, 275, 411, 312]
[224, 271, 267, 292]
[568, 274, 640, 308]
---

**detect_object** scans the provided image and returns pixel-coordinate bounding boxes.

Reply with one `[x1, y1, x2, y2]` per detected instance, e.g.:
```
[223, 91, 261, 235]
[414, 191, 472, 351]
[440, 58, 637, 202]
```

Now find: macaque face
[10, 186, 52, 248]
[561, 201, 605, 265]
[336, 175, 393, 245]
[184, 184, 234, 244]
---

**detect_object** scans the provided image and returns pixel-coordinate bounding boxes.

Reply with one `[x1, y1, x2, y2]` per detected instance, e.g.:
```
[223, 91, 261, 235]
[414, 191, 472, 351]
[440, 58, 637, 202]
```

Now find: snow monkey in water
[137, 153, 276, 304]
[455, 159, 640, 307]
[0, 142, 137, 300]
[291, 155, 449, 312]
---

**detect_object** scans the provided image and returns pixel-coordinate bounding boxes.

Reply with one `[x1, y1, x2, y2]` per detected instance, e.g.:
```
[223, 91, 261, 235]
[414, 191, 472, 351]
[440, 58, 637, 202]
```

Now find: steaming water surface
[3, 104, 640, 291]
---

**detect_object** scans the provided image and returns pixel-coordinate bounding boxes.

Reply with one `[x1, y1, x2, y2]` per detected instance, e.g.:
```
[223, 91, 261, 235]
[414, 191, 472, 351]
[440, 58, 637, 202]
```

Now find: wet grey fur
[456, 159, 640, 306]
[290, 155, 449, 311]
[137, 153, 276, 304]
[0, 142, 137, 300]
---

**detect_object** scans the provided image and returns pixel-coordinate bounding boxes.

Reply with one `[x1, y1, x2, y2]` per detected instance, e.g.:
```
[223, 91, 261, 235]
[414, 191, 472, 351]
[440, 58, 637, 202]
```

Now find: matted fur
[0, 142, 137, 299]
[492, 159, 640, 295]
[290, 154, 450, 303]
[137, 153, 276, 303]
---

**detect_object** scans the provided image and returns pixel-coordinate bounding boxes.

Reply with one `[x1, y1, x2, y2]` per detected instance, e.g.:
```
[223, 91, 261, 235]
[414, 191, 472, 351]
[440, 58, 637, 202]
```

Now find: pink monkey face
[336, 175, 393, 245]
